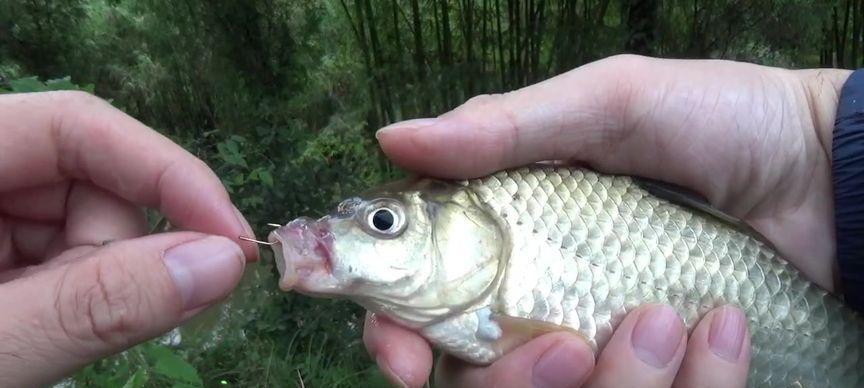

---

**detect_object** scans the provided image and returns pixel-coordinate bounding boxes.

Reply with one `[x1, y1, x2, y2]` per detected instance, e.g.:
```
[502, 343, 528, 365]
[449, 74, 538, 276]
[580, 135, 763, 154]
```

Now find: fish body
[268, 165, 864, 387]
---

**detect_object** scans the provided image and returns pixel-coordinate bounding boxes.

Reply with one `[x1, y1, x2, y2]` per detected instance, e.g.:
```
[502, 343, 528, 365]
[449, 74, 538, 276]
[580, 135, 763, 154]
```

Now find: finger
[0, 245, 96, 284]
[0, 91, 257, 260]
[6, 183, 147, 262]
[435, 332, 594, 388]
[0, 232, 245, 387]
[585, 304, 687, 388]
[0, 181, 70, 222]
[673, 305, 751, 388]
[0, 217, 16, 270]
[64, 182, 148, 247]
[374, 55, 803, 193]
[363, 312, 433, 388]
[376, 55, 701, 180]
[7, 218, 61, 262]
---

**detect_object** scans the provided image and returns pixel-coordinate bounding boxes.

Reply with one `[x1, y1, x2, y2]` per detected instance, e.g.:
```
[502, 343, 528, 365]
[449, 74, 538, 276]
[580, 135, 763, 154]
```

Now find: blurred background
[0, 0, 858, 386]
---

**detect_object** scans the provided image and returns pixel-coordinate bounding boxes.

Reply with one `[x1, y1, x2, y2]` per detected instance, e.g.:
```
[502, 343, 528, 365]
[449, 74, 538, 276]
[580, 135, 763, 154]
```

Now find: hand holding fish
[0, 91, 257, 386]
[361, 55, 853, 387]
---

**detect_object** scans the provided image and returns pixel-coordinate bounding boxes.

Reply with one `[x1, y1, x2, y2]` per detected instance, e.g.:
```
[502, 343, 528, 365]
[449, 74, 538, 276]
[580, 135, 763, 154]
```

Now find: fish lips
[267, 217, 338, 293]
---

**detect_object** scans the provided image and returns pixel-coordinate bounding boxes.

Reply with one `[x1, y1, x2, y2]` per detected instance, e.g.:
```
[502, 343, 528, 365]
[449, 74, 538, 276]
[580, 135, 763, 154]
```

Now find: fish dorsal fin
[632, 176, 778, 251]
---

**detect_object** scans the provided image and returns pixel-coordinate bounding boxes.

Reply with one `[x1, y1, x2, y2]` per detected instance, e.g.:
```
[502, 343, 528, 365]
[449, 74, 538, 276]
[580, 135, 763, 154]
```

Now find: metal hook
[238, 223, 284, 245]
[239, 236, 278, 246]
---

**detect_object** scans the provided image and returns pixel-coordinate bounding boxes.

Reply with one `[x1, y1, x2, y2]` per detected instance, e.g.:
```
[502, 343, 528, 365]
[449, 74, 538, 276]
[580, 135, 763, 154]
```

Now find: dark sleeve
[833, 69, 864, 311]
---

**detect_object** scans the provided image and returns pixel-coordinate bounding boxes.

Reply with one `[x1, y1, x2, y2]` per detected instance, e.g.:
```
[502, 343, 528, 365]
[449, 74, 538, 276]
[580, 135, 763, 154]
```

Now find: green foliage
[150, 345, 203, 387]
[0, 75, 94, 94]
[0, 1, 856, 387]
[75, 343, 201, 387]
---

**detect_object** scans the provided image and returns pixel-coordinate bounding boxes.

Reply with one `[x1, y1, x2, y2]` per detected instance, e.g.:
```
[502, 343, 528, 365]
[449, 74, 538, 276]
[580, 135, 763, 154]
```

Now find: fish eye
[362, 200, 406, 237]
[371, 208, 395, 231]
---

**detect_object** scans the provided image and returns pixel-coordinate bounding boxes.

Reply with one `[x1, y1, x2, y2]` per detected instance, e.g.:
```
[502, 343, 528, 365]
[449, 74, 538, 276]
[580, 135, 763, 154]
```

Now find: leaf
[232, 173, 245, 186]
[216, 142, 230, 157]
[259, 169, 274, 188]
[217, 141, 248, 168]
[45, 76, 81, 91]
[225, 139, 240, 154]
[147, 345, 203, 386]
[4, 76, 92, 94]
[121, 369, 149, 388]
[9, 77, 47, 93]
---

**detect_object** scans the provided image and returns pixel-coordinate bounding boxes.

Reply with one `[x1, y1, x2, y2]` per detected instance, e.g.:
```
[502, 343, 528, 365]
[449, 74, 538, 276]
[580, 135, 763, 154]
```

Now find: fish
[265, 165, 864, 387]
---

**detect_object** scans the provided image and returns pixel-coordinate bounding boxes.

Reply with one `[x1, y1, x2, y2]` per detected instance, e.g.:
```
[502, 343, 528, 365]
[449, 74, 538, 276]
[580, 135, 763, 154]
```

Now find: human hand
[363, 54, 850, 387]
[0, 91, 258, 386]
[366, 303, 749, 387]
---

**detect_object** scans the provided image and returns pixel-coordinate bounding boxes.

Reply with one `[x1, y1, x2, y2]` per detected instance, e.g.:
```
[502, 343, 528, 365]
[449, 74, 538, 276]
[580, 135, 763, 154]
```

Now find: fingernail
[631, 305, 684, 368]
[231, 205, 258, 261]
[164, 236, 244, 311]
[376, 355, 410, 388]
[231, 205, 254, 238]
[708, 306, 747, 362]
[375, 118, 438, 139]
[532, 339, 592, 388]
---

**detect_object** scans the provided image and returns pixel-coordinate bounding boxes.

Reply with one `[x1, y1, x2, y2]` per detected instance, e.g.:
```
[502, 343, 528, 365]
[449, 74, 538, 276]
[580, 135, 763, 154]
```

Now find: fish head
[268, 178, 507, 328]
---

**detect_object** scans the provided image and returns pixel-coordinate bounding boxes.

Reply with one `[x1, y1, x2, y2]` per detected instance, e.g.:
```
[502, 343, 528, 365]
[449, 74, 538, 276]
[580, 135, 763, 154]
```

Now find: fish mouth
[267, 217, 338, 293]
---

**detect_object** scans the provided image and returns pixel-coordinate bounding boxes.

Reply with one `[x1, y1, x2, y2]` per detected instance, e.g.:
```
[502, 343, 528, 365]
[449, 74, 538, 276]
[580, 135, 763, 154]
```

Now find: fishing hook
[238, 223, 284, 245]
[239, 236, 278, 246]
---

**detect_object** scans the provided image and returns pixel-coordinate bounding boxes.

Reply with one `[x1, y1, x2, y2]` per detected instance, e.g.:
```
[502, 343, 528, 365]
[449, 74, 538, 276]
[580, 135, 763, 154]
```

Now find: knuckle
[190, 155, 216, 176]
[452, 92, 521, 167]
[457, 92, 518, 126]
[588, 56, 651, 148]
[462, 93, 505, 108]
[49, 91, 119, 175]
[55, 256, 143, 347]
[595, 54, 648, 94]
[456, 93, 512, 117]
[456, 92, 519, 131]
[50, 90, 101, 108]
[600, 53, 650, 70]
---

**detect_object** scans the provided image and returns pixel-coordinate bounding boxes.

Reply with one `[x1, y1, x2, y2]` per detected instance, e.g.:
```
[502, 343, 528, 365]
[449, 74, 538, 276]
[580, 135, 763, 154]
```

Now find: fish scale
[457, 166, 864, 387]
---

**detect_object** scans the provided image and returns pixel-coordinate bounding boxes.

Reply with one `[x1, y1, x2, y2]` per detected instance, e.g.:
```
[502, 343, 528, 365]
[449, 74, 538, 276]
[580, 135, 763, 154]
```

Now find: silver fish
[267, 165, 864, 387]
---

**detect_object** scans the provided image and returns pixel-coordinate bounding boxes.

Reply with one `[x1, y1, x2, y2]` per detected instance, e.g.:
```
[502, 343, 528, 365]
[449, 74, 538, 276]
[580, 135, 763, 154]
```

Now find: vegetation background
[0, 0, 861, 386]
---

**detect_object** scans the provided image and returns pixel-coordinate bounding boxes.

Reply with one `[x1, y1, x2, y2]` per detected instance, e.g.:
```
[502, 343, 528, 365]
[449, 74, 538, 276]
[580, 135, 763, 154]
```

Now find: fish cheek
[330, 228, 385, 283]
[332, 223, 423, 286]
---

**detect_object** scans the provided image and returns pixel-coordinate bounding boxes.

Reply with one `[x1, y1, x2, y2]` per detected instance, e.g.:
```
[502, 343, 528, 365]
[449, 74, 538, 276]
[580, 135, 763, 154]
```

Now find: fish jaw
[267, 217, 340, 294]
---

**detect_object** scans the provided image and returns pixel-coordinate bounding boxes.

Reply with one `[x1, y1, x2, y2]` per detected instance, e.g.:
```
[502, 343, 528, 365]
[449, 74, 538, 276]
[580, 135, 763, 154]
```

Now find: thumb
[374, 55, 641, 180]
[0, 232, 245, 386]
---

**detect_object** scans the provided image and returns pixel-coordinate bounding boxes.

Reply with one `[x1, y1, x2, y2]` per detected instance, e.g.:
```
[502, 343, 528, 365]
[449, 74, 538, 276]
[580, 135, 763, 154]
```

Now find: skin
[363, 55, 851, 387]
[0, 91, 258, 386]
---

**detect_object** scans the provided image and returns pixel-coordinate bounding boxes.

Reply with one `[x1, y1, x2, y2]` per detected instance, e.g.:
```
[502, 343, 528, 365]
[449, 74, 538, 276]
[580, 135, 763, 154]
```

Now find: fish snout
[267, 217, 335, 292]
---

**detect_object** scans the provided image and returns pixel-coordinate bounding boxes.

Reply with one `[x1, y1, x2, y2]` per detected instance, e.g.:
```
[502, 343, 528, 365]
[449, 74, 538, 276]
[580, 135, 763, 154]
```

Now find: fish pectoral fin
[490, 313, 589, 355]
